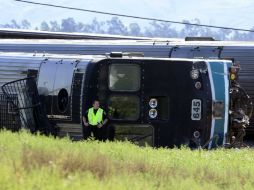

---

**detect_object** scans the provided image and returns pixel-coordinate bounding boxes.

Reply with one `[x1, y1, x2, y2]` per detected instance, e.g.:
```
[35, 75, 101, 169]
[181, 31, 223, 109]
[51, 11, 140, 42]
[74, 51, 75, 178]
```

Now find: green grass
[0, 130, 254, 190]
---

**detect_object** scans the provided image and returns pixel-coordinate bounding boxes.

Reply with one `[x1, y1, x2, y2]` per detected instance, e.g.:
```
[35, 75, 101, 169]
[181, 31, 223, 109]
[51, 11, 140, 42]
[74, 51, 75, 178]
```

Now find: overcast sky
[1, 0, 254, 30]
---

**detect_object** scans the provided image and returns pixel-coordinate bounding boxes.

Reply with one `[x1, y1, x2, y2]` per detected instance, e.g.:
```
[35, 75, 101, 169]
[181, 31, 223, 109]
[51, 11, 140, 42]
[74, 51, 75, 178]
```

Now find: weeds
[0, 130, 254, 190]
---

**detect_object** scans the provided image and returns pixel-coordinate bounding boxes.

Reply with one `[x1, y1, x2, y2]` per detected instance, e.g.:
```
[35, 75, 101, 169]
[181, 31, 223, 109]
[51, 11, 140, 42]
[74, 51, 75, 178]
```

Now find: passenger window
[108, 96, 140, 120]
[109, 64, 140, 91]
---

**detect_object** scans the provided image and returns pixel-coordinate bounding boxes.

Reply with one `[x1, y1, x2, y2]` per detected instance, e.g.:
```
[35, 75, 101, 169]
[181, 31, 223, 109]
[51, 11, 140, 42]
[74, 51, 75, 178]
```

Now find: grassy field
[0, 131, 254, 190]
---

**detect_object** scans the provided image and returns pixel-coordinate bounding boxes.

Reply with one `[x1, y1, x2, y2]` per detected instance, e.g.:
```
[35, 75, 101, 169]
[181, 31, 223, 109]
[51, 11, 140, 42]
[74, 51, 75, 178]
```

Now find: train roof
[0, 51, 231, 63]
[0, 28, 153, 40]
[2, 37, 254, 47]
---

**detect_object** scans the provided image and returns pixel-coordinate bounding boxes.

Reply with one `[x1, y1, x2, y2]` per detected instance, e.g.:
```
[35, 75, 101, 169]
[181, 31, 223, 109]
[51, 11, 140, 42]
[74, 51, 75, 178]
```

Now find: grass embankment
[0, 131, 254, 190]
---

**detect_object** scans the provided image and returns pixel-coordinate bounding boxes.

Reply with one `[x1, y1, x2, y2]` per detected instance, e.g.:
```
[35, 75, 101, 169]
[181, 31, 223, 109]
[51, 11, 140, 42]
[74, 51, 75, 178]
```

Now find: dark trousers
[83, 124, 115, 141]
[84, 125, 106, 141]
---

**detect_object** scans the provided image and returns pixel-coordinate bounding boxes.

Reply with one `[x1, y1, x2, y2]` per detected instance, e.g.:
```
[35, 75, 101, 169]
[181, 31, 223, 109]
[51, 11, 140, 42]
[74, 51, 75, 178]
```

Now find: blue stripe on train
[209, 61, 231, 148]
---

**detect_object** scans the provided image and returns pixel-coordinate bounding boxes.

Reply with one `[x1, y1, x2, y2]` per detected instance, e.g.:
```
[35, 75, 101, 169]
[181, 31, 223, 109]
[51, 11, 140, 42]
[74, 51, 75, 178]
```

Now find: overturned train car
[1, 38, 254, 132]
[0, 52, 250, 148]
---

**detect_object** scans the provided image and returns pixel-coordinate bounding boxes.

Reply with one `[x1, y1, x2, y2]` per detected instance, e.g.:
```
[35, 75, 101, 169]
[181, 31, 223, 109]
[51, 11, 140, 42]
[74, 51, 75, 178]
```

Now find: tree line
[1, 17, 254, 40]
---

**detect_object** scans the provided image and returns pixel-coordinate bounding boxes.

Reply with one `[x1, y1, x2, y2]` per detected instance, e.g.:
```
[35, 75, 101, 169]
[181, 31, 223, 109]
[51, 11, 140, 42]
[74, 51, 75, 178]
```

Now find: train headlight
[149, 98, 158, 108]
[229, 66, 239, 81]
[195, 81, 202, 90]
[149, 109, 158, 119]
[230, 73, 236, 80]
[190, 69, 199, 80]
[193, 131, 200, 139]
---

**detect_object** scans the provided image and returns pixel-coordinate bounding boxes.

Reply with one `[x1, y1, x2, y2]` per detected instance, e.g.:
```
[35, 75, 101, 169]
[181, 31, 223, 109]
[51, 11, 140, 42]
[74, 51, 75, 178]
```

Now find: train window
[108, 95, 140, 120]
[109, 64, 140, 91]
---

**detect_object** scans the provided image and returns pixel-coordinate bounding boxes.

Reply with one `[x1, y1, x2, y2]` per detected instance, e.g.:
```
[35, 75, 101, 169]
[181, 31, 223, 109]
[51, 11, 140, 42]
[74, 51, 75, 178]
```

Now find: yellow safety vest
[88, 108, 103, 126]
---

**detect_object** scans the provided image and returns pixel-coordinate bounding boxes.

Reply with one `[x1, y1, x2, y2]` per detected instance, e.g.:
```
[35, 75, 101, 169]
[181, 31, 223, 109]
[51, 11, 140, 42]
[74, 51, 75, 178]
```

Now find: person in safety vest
[83, 100, 108, 140]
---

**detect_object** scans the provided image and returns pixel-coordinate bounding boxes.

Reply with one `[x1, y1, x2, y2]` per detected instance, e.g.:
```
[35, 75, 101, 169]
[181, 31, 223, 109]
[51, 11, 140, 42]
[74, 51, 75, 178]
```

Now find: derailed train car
[0, 52, 250, 148]
[1, 37, 254, 132]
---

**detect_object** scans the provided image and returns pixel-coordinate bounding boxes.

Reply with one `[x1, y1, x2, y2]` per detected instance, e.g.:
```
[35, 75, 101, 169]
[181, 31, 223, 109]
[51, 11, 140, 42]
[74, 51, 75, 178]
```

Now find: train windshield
[109, 64, 140, 91]
[108, 95, 140, 120]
